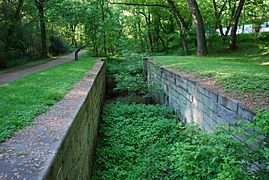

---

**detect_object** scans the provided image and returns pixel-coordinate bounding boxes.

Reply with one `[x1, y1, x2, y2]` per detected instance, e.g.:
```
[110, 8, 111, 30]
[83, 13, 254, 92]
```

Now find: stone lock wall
[0, 60, 106, 180]
[145, 58, 256, 132]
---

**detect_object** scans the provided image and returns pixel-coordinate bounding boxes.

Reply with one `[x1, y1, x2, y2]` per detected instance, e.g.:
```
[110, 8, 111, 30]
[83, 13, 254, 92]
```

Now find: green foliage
[0, 56, 96, 142]
[108, 54, 148, 95]
[92, 103, 260, 179]
[225, 110, 269, 174]
[49, 36, 69, 56]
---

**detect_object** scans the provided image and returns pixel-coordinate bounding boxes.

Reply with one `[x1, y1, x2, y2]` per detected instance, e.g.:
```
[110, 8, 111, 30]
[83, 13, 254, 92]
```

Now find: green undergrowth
[0, 56, 96, 142]
[92, 102, 265, 179]
[107, 54, 158, 102]
[92, 54, 268, 179]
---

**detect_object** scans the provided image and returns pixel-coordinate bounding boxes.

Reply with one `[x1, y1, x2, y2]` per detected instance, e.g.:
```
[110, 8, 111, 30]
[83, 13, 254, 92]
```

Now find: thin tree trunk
[140, 11, 154, 53]
[212, 0, 229, 43]
[71, 25, 77, 48]
[137, 16, 145, 51]
[229, 0, 245, 50]
[187, 0, 207, 55]
[5, 0, 24, 51]
[35, 0, 47, 57]
[167, 0, 189, 55]
[100, 0, 107, 56]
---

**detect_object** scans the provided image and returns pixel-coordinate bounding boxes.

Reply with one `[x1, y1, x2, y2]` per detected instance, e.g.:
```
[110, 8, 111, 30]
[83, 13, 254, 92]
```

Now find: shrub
[107, 54, 149, 96]
[91, 103, 262, 179]
[0, 48, 23, 68]
[49, 36, 69, 56]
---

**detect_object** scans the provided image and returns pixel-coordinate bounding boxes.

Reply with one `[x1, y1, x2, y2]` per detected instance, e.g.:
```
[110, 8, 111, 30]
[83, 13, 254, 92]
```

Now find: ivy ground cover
[92, 102, 262, 179]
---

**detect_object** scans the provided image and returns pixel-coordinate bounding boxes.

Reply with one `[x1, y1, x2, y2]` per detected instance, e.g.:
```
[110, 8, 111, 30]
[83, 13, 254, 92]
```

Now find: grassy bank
[154, 55, 269, 95]
[0, 56, 96, 142]
[153, 34, 269, 106]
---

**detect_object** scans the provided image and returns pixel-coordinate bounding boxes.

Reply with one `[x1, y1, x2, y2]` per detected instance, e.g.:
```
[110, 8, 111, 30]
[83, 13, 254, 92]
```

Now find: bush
[92, 103, 261, 179]
[49, 36, 69, 56]
[0, 48, 23, 68]
[107, 54, 148, 95]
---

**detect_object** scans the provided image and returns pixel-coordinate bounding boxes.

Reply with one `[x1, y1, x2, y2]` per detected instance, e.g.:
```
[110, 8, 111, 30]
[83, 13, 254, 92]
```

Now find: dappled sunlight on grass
[154, 54, 269, 98]
[0, 57, 96, 142]
[261, 62, 269, 66]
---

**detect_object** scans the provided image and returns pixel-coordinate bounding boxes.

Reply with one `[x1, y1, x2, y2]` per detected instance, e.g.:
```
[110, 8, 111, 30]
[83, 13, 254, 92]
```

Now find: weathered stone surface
[217, 104, 239, 124]
[218, 93, 238, 112]
[197, 86, 211, 97]
[0, 60, 106, 180]
[238, 106, 256, 121]
[144, 58, 256, 133]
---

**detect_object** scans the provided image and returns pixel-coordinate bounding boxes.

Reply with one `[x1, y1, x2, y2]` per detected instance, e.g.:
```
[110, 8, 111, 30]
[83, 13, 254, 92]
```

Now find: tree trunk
[35, 0, 47, 57]
[140, 11, 154, 53]
[167, 0, 190, 55]
[229, 0, 245, 50]
[100, 0, 107, 56]
[6, 0, 24, 51]
[71, 25, 77, 48]
[137, 16, 145, 51]
[187, 0, 207, 55]
[212, 0, 229, 43]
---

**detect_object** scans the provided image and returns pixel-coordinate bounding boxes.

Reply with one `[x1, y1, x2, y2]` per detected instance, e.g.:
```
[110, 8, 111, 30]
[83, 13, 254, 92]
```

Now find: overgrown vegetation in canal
[92, 54, 268, 179]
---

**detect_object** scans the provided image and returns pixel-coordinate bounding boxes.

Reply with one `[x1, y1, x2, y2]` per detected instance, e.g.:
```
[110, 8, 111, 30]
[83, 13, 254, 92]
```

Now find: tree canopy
[0, 0, 268, 67]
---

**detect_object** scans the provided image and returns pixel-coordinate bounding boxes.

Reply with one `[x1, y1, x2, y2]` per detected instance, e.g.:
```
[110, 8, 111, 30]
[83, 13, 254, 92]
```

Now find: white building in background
[216, 22, 269, 35]
[261, 22, 269, 32]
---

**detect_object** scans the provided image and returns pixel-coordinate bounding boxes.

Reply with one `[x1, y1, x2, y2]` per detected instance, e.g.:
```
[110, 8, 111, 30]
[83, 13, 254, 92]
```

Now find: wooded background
[0, 0, 268, 67]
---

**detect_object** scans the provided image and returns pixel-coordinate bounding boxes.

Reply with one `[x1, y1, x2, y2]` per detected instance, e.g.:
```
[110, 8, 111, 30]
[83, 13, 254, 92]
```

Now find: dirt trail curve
[0, 50, 86, 85]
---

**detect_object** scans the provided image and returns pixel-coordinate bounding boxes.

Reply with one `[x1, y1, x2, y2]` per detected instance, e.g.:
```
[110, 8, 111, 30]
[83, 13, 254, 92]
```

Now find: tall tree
[229, 0, 245, 50]
[167, 0, 189, 55]
[35, 0, 47, 57]
[212, 0, 229, 43]
[187, 0, 207, 55]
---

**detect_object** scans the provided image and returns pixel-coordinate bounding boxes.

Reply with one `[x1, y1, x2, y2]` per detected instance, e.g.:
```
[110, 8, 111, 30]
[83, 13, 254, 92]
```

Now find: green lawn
[0, 56, 96, 142]
[153, 34, 269, 102]
[153, 55, 269, 103]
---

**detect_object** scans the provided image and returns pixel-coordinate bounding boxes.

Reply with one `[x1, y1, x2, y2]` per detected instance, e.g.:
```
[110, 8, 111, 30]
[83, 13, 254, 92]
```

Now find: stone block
[217, 104, 239, 124]
[192, 106, 203, 125]
[181, 89, 190, 99]
[187, 79, 196, 89]
[161, 71, 167, 79]
[197, 92, 209, 107]
[209, 101, 218, 113]
[197, 86, 211, 97]
[163, 83, 169, 94]
[175, 78, 187, 90]
[210, 91, 218, 103]
[238, 106, 256, 121]
[187, 83, 196, 94]
[218, 93, 238, 112]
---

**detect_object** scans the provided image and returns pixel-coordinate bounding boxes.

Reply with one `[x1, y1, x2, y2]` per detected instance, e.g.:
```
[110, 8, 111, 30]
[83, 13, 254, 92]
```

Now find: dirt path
[0, 50, 86, 85]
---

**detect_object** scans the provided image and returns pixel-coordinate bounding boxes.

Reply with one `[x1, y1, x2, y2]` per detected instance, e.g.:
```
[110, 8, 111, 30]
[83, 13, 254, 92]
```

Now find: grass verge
[153, 34, 269, 108]
[0, 56, 96, 142]
[154, 55, 269, 93]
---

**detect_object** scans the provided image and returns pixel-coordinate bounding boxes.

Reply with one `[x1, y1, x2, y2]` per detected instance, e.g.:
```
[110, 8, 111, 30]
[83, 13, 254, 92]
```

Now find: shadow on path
[0, 50, 86, 85]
